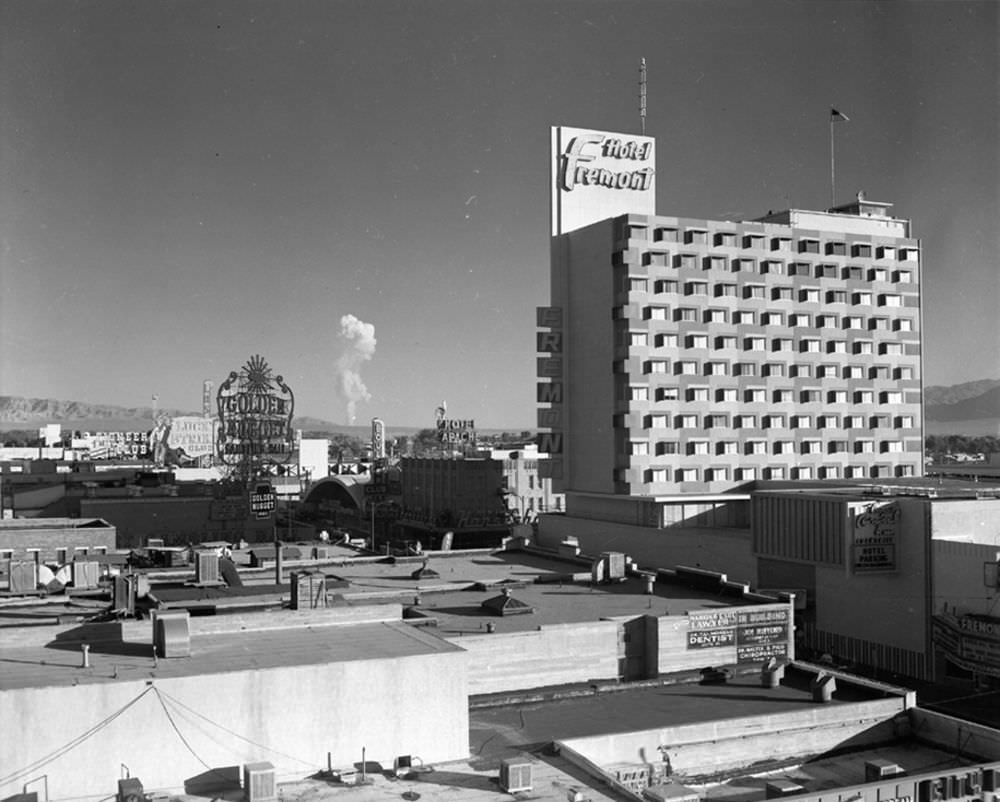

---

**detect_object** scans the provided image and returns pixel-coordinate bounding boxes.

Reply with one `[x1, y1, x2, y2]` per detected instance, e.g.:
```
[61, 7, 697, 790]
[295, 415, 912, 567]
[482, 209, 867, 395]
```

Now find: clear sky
[2, 0, 997, 428]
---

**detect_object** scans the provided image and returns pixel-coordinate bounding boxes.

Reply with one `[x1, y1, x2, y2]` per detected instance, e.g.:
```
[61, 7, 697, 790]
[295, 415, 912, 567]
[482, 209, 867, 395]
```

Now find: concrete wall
[0, 648, 468, 800]
[933, 538, 1000, 616]
[557, 697, 907, 781]
[0, 522, 117, 561]
[908, 707, 1000, 760]
[537, 513, 756, 581]
[455, 620, 621, 696]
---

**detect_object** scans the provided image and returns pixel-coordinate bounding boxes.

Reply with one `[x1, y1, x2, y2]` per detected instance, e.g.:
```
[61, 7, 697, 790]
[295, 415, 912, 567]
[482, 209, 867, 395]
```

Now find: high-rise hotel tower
[538, 127, 922, 511]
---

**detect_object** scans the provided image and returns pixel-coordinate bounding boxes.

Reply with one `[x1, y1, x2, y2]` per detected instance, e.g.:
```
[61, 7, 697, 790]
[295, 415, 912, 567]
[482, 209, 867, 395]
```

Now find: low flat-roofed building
[0, 516, 116, 562]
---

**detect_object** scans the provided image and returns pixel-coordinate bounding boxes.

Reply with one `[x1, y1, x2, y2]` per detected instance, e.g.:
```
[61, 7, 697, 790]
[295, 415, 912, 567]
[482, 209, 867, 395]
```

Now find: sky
[2, 0, 997, 429]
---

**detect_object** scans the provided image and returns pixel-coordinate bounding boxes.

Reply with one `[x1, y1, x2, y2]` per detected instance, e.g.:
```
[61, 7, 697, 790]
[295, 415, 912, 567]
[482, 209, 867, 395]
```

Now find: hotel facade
[539, 126, 923, 509]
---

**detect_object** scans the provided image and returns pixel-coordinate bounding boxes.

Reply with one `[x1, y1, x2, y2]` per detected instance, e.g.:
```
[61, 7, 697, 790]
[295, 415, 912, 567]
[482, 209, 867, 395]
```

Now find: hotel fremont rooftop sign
[217, 354, 295, 471]
[551, 126, 656, 236]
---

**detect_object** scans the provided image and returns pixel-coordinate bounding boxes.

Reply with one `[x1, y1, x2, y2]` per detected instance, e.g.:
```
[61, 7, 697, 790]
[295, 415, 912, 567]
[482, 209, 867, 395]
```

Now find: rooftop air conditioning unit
[8, 560, 38, 594]
[195, 550, 220, 584]
[72, 560, 100, 589]
[499, 757, 532, 793]
[117, 777, 144, 802]
[244, 761, 277, 802]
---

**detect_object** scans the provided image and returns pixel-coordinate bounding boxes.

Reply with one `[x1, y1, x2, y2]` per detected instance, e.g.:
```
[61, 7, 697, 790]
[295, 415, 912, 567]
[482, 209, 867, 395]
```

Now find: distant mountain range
[924, 379, 1000, 434]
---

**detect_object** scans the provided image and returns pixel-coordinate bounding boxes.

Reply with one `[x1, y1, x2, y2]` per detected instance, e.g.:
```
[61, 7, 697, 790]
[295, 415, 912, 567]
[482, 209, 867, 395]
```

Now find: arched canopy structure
[302, 475, 368, 510]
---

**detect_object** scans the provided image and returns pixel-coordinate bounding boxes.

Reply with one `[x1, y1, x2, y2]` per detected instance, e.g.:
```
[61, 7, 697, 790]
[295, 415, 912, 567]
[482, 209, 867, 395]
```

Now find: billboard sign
[849, 500, 900, 573]
[551, 126, 656, 236]
[687, 607, 790, 663]
[217, 354, 295, 469]
[932, 611, 1000, 679]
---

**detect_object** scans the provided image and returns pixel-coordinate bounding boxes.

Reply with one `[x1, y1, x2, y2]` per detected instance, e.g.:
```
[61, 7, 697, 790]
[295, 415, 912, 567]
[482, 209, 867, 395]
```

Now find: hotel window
[879, 293, 903, 307]
[880, 343, 904, 357]
[820, 415, 841, 429]
[687, 387, 711, 402]
[773, 389, 794, 403]
[736, 414, 758, 428]
[762, 260, 785, 275]
[685, 281, 709, 296]
[649, 468, 669, 483]
[801, 440, 822, 454]
[844, 315, 865, 329]
[881, 440, 904, 453]
[734, 362, 758, 377]
[762, 312, 784, 326]
[818, 364, 839, 378]
[678, 254, 698, 269]
[766, 467, 787, 480]
[799, 389, 821, 403]
[877, 246, 897, 260]
[657, 387, 680, 401]
[794, 415, 814, 429]
[788, 262, 811, 276]
[675, 307, 699, 322]
[687, 333, 710, 349]
[843, 365, 865, 379]
[737, 467, 758, 480]
[853, 340, 874, 355]
[771, 286, 794, 301]
[629, 277, 649, 293]
[745, 440, 767, 455]
[717, 441, 739, 455]
[630, 441, 650, 456]
[626, 223, 648, 240]
[896, 415, 915, 429]
[795, 467, 814, 480]
[688, 440, 711, 455]
[646, 251, 671, 268]
[897, 464, 917, 478]
[792, 364, 813, 378]
[773, 441, 795, 455]
[821, 466, 841, 479]
[648, 414, 669, 429]
[705, 467, 729, 482]
[744, 284, 766, 299]
[644, 305, 670, 320]
[704, 308, 728, 323]
[655, 279, 680, 294]
[855, 390, 875, 404]
[772, 237, 792, 251]
[826, 289, 848, 304]
[765, 363, 787, 377]
[871, 414, 891, 429]
[900, 247, 919, 262]
[676, 414, 698, 428]
[705, 361, 728, 376]
[677, 468, 699, 482]
[853, 291, 873, 306]
[870, 267, 888, 282]
[894, 318, 914, 332]
[655, 227, 679, 242]
[852, 243, 873, 257]
[745, 336, 766, 351]
[798, 239, 820, 254]
[629, 386, 649, 401]
[716, 388, 738, 402]
[734, 258, 756, 273]
[826, 241, 847, 256]
[894, 270, 913, 283]
[895, 366, 914, 380]
[765, 414, 786, 429]
[843, 265, 865, 280]
[715, 335, 738, 350]
[881, 391, 903, 404]
[827, 340, 848, 354]
[644, 360, 670, 374]
[628, 332, 648, 347]
[772, 338, 793, 352]
[800, 288, 821, 303]
[657, 441, 679, 455]
[827, 440, 849, 454]
[706, 414, 729, 429]
[714, 232, 737, 247]
[817, 314, 839, 328]
[827, 391, 848, 404]
[743, 234, 766, 249]
[675, 360, 698, 375]
[800, 339, 821, 353]
[733, 311, 756, 324]
[685, 229, 708, 244]
[789, 313, 811, 327]
[817, 263, 839, 279]
[846, 465, 867, 479]
[655, 333, 679, 348]
[715, 283, 738, 297]
[744, 388, 766, 403]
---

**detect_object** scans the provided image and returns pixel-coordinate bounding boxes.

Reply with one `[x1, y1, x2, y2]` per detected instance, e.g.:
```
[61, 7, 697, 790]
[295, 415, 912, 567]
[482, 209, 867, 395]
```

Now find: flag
[831, 108, 850, 122]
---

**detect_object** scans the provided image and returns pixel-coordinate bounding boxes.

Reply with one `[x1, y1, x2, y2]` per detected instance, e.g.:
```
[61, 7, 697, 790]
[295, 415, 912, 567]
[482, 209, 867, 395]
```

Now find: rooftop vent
[481, 586, 534, 616]
[411, 561, 440, 580]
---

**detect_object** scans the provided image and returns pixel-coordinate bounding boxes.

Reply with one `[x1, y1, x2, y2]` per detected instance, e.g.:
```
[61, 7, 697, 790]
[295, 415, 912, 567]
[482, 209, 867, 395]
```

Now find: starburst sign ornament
[216, 355, 295, 471]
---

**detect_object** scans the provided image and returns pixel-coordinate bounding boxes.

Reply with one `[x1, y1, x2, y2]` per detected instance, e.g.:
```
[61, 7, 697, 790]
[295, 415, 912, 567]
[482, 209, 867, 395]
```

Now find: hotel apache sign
[216, 355, 295, 468]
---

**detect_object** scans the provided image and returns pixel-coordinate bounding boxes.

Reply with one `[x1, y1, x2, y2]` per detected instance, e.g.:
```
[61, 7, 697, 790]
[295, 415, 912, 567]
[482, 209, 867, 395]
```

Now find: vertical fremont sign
[217, 355, 295, 472]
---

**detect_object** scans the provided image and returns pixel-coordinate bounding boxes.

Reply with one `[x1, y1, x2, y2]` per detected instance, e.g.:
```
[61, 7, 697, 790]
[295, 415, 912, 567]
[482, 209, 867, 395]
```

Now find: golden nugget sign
[217, 355, 295, 466]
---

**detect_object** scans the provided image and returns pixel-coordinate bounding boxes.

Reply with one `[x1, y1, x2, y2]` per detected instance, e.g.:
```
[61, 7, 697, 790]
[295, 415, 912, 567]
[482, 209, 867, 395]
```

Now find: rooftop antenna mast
[639, 58, 647, 135]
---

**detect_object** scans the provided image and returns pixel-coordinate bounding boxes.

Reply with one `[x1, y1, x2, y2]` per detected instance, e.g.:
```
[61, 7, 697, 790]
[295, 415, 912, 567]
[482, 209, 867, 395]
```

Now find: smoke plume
[336, 314, 376, 424]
